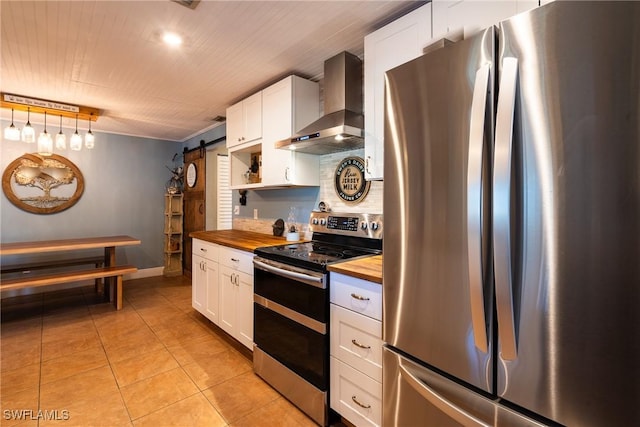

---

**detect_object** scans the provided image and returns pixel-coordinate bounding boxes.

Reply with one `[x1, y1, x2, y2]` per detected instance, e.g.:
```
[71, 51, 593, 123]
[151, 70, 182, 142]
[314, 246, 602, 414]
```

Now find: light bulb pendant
[85, 113, 95, 149]
[22, 108, 35, 143]
[70, 114, 82, 151]
[56, 115, 66, 149]
[4, 108, 21, 141]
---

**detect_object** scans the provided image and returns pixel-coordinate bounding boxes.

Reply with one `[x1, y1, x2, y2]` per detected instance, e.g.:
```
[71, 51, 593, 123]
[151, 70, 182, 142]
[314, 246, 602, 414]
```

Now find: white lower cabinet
[192, 239, 219, 323]
[218, 246, 255, 350]
[192, 239, 254, 350]
[330, 272, 383, 427]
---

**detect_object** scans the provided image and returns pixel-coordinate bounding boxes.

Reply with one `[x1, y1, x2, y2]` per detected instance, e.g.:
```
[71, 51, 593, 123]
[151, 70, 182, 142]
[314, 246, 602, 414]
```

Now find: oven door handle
[253, 259, 325, 288]
[254, 295, 326, 334]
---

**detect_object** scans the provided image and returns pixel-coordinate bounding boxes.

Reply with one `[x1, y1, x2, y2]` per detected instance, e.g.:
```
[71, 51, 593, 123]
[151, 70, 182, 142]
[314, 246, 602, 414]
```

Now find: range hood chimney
[276, 51, 364, 154]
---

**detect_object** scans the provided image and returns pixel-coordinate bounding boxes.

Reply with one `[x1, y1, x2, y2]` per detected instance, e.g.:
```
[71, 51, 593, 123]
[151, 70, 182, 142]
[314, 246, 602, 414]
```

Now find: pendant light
[55, 114, 66, 150]
[84, 113, 95, 149]
[21, 107, 35, 143]
[37, 111, 53, 155]
[70, 114, 82, 151]
[4, 108, 21, 141]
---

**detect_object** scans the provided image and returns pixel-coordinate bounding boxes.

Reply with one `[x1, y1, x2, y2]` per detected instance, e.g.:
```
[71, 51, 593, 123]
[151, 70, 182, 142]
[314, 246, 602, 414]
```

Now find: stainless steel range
[252, 211, 382, 426]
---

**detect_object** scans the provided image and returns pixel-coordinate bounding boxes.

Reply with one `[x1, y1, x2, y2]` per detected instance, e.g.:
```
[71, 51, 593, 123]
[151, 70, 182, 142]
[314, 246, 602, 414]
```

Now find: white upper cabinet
[261, 75, 321, 187]
[226, 91, 262, 148]
[432, 0, 538, 40]
[364, 3, 432, 181]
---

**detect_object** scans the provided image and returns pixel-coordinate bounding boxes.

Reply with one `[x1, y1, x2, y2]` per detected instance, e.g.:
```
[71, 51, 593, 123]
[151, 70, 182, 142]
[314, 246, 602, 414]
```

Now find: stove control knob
[320, 218, 327, 226]
[360, 222, 368, 230]
[370, 222, 379, 231]
[312, 218, 319, 225]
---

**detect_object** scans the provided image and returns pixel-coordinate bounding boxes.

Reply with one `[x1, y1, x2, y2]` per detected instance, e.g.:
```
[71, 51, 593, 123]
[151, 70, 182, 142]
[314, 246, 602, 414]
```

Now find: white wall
[1, 121, 179, 269]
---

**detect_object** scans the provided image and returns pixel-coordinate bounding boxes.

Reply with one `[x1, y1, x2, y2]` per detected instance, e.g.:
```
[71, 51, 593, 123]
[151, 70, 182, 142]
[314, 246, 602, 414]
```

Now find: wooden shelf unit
[163, 193, 184, 277]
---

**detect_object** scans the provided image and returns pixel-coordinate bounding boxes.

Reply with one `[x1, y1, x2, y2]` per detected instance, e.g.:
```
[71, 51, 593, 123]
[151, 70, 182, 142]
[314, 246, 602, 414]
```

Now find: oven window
[254, 304, 328, 390]
[254, 268, 327, 322]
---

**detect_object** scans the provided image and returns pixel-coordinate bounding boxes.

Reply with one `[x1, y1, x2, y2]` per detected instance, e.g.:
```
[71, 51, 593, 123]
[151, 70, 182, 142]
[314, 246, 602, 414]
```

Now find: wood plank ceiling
[0, 0, 420, 142]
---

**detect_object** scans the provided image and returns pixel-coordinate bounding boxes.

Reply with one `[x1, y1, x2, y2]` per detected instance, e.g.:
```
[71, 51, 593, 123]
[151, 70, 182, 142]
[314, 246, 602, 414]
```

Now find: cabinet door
[205, 260, 219, 324]
[262, 76, 320, 187]
[262, 77, 293, 185]
[226, 101, 244, 148]
[219, 265, 237, 336]
[432, 0, 536, 40]
[243, 91, 263, 143]
[364, 3, 432, 181]
[192, 254, 206, 314]
[236, 270, 254, 350]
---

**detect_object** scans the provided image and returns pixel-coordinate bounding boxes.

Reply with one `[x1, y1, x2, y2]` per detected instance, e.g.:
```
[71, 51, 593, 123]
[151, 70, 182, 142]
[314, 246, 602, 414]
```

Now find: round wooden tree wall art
[2, 153, 85, 214]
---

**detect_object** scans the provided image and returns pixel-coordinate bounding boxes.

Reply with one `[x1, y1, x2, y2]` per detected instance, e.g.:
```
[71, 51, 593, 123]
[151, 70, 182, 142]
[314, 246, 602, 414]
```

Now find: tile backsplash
[316, 148, 383, 214]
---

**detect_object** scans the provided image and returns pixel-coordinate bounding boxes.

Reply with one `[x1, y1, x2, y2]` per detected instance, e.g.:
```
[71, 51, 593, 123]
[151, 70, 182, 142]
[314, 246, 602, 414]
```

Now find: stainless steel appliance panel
[383, 347, 496, 427]
[384, 28, 495, 393]
[494, 3, 640, 425]
[254, 345, 327, 426]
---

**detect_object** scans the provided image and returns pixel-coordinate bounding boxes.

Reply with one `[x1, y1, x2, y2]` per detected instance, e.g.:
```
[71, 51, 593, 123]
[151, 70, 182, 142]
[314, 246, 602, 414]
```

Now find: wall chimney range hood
[276, 51, 364, 154]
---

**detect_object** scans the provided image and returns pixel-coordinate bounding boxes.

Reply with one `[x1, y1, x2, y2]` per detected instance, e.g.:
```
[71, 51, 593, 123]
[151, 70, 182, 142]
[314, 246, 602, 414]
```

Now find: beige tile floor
[0, 276, 320, 427]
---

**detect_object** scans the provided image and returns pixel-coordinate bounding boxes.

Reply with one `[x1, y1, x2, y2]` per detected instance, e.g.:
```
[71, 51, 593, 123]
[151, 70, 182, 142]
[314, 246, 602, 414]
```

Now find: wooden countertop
[189, 229, 298, 252]
[191, 229, 383, 283]
[328, 254, 383, 284]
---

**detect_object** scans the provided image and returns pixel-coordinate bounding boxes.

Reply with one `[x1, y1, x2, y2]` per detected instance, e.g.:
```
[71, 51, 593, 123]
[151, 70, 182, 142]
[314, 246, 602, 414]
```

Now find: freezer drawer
[383, 347, 546, 427]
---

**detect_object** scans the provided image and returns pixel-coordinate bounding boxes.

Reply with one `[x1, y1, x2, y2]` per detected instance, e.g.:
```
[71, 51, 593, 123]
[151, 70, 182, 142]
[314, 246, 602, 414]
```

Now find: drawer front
[219, 246, 253, 274]
[330, 304, 382, 382]
[192, 239, 218, 262]
[330, 273, 382, 321]
[330, 356, 382, 427]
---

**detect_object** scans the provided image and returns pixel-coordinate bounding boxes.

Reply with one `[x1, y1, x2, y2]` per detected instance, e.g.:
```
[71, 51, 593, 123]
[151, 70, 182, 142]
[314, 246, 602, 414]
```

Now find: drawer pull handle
[200, 248, 207, 252]
[351, 339, 371, 350]
[351, 395, 371, 409]
[231, 258, 239, 262]
[351, 293, 370, 301]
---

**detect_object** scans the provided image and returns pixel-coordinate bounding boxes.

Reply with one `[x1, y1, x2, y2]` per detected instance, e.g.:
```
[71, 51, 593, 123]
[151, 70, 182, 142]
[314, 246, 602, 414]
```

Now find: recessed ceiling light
[162, 32, 183, 47]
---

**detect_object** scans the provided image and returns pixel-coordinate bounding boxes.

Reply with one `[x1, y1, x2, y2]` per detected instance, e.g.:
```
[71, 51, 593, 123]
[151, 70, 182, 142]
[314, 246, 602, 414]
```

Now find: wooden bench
[0, 265, 138, 310]
[0, 255, 105, 273]
[1, 256, 106, 292]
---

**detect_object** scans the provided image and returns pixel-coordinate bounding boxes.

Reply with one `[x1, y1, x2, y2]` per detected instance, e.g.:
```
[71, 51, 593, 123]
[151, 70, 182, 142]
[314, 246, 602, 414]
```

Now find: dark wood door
[183, 146, 206, 274]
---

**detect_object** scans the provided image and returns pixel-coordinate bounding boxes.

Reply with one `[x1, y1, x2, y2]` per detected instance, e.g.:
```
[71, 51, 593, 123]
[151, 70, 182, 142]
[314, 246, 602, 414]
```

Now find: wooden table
[0, 235, 141, 256]
[0, 235, 141, 304]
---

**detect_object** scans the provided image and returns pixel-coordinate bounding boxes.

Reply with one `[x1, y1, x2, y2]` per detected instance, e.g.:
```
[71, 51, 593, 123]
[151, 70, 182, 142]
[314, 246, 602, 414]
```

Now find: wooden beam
[1, 93, 99, 121]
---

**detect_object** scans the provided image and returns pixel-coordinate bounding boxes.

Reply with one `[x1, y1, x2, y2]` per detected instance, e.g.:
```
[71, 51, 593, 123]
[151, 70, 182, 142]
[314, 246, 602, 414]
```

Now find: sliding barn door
[183, 147, 205, 275]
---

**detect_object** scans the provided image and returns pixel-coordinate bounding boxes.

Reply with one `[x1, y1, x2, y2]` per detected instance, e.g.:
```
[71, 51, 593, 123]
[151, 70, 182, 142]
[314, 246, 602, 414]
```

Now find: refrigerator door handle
[399, 361, 492, 427]
[467, 63, 491, 353]
[493, 57, 519, 361]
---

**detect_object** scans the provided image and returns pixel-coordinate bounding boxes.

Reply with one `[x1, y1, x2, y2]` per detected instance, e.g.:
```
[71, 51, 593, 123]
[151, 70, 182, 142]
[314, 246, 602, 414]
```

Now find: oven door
[253, 257, 329, 390]
[253, 257, 327, 322]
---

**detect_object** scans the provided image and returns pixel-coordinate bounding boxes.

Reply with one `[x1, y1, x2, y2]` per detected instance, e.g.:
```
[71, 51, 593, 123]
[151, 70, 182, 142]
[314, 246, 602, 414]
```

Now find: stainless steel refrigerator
[383, 2, 640, 426]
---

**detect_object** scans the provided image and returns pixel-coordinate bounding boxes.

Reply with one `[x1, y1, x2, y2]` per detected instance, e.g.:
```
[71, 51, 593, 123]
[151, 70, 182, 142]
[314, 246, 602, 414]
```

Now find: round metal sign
[334, 156, 370, 204]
